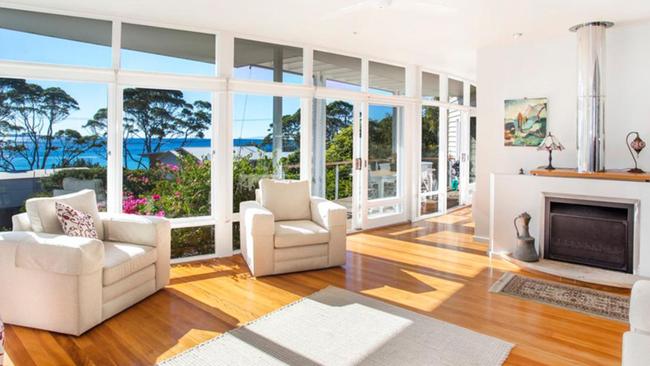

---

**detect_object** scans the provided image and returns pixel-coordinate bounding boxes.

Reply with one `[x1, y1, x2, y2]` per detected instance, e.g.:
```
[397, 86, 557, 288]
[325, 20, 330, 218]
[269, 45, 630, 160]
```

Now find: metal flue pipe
[570, 21, 613, 173]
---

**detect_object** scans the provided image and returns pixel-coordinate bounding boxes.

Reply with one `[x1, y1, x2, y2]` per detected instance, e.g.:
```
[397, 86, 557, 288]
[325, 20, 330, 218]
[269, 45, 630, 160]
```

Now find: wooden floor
[4, 208, 629, 365]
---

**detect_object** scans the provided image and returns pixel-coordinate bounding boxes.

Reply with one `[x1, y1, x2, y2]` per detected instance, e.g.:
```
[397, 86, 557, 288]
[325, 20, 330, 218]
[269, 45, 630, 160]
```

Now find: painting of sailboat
[504, 98, 548, 146]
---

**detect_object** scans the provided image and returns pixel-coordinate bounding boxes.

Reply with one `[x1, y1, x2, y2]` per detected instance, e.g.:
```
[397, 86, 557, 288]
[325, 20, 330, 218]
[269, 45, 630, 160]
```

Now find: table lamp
[537, 132, 564, 170]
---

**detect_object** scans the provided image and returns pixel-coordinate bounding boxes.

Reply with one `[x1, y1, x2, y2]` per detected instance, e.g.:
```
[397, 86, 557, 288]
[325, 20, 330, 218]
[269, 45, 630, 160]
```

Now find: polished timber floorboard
[4, 208, 629, 366]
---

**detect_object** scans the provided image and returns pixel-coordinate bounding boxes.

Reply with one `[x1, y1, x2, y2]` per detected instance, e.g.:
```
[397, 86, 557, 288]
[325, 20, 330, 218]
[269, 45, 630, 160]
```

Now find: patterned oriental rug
[160, 286, 513, 365]
[490, 272, 630, 322]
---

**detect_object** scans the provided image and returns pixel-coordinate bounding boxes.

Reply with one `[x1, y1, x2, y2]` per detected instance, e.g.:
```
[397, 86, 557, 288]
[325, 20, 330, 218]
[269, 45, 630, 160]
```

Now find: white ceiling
[4, 0, 650, 80]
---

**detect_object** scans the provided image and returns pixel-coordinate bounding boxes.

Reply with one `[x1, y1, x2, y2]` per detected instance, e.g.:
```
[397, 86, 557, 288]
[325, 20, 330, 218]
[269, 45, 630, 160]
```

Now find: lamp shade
[538, 132, 565, 151]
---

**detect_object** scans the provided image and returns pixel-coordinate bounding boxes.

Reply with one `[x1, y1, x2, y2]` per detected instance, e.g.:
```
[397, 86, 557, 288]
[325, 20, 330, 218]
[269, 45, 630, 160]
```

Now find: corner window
[369, 61, 405, 96]
[448, 78, 464, 105]
[313, 51, 361, 91]
[234, 38, 303, 84]
[422, 72, 440, 101]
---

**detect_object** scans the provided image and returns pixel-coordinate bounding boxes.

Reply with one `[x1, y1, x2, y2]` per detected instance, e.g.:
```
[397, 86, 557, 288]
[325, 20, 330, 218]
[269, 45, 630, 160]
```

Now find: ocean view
[2, 137, 266, 172]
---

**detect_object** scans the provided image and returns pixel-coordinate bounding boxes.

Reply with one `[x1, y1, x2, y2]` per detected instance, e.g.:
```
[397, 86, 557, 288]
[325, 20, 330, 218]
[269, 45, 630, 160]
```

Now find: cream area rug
[490, 272, 629, 322]
[160, 286, 513, 366]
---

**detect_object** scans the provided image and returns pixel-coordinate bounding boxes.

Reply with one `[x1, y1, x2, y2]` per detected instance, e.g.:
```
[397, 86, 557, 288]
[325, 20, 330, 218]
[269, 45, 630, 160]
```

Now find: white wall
[474, 21, 650, 239]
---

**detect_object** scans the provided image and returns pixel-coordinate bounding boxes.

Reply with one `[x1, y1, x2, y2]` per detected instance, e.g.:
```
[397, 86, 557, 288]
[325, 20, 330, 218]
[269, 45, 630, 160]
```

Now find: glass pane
[448, 78, 464, 104]
[313, 51, 361, 91]
[121, 88, 212, 219]
[470, 85, 477, 107]
[368, 204, 400, 218]
[470, 116, 477, 184]
[312, 98, 354, 223]
[422, 72, 440, 101]
[121, 23, 215, 76]
[172, 225, 215, 259]
[0, 8, 111, 67]
[421, 106, 439, 195]
[447, 109, 461, 210]
[233, 94, 301, 212]
[369, 61, 405, 96]
[0, 78, 107, 229]
[234, 38, 303, 84]
[368, 105, 400, 201]
[420, 194, 439, 216]
[232, 221, 240, 251]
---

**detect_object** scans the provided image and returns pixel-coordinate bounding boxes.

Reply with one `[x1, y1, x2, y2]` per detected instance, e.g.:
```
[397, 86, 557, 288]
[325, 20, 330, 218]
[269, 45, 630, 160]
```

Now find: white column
[311, 73, 327, 197]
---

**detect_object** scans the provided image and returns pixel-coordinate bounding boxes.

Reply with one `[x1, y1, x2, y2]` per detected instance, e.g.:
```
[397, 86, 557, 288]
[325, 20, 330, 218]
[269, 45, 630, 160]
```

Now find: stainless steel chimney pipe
[570, 21, 613, 173]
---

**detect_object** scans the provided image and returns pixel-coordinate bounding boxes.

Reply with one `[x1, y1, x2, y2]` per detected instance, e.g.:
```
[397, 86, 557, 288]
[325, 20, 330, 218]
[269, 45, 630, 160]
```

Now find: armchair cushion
[0, 231, 103, 275]
[259, 179, 311, 221]
[103, 241, 157, 286]
[56, 202, 99, 239]
[274, 220, 329, 248]
[25, 189, 104, 240]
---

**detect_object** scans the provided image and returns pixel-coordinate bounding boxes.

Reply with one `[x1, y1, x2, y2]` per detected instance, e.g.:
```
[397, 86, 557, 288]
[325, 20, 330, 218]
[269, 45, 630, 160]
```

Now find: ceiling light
[513, 32, 524, 39]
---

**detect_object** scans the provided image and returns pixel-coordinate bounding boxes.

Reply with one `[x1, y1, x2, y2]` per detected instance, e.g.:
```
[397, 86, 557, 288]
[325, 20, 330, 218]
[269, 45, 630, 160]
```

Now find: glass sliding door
[367, 104, 402, 219]
[420, 106, 441, 216]
[312, 98, 355, 229]
[446, 108, 461, 210]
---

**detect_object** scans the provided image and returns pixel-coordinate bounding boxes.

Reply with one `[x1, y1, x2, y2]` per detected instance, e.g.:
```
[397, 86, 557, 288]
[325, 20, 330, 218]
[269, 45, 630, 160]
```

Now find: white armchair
[623, 280, 650, 366]
[0, 189, 170, 336]
[240, 179, 346, 277]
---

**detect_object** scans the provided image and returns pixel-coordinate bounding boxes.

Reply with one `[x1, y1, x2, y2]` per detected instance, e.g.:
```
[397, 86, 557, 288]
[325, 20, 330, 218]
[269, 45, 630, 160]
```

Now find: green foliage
[422, 106, 440, 159]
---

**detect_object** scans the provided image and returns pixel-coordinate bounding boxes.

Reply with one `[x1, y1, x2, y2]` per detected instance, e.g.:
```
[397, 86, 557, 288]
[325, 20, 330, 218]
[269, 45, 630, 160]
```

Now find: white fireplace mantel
[489, 172, 650, 278]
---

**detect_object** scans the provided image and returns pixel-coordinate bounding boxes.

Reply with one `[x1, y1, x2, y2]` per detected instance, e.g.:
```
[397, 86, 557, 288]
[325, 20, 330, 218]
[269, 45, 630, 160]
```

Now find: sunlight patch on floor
[386, 226, 426, 236]
[157, 328, 221, 363]
[424, 214, 468, 225]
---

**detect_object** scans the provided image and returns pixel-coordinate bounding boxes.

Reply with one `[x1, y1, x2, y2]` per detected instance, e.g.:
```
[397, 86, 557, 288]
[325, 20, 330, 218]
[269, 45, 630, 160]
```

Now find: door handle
[355, 158, 362, 170]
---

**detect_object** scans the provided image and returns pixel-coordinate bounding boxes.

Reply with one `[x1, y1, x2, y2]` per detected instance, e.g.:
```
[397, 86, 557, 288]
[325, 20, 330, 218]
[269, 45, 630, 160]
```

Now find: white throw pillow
[25, 189, 104, 240]
[259, 179, 311, 221]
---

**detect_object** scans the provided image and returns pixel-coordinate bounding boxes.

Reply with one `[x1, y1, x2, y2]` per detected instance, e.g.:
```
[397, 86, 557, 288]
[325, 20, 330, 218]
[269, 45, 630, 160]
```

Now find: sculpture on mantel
[513, 212, 539, 262]
[626, 131, 646, 173]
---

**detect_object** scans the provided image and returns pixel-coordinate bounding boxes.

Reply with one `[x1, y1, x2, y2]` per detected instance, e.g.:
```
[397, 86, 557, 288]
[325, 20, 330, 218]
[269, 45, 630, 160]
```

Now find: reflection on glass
[470, 85, 477, 107]
[447, 109, 461, 210]
[470, 116, 477, 184]
[312, 98, 354, 222]
[369, 61, 405, 96]
[0, 8, 112, 67]
[232, 94, 301, 213]
[313, 51, 361, 91]
[0, 78, 107, 230]
[420, 195, 439, 216]
[121, 23, 215, 76]
[449, 78, 464, 105]
[368, 105, 399, 201]
[172, 225, 215, 259]
[234, 38, 303, 84]
[121, 88, 212, 219]
[422, 72, 440, 101]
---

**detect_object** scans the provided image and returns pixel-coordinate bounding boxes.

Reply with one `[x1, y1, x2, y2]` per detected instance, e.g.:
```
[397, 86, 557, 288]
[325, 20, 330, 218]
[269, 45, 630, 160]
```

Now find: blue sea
[3, 137, 266, 172]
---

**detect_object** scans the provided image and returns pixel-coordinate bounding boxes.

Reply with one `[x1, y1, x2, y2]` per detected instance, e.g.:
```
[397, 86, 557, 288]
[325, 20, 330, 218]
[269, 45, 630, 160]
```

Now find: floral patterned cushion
[55, 201, 99, 239]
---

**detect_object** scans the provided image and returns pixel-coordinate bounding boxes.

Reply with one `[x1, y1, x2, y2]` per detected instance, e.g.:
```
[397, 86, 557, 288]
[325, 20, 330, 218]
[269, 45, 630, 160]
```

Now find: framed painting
[504, 98, 547, 146]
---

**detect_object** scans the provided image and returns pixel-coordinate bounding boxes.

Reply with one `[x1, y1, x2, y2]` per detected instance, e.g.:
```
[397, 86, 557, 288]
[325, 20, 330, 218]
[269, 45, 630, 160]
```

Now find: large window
[0, 8, 112, 67]
[448, 78, 464, 105]
[312, 98, 354, 221]
[234, 38, 303, 84]
[422, 72, 440, 101]
[120, 88, 212, 257]
[121, 23, 215, 76]
[232, 94, 301, 214]
[470, 84, 477, 107]
[369, 61, 405, 96]
[0, 78, 108, 229]
[420, 106, 440, 216]
[313, 51, 361, 91]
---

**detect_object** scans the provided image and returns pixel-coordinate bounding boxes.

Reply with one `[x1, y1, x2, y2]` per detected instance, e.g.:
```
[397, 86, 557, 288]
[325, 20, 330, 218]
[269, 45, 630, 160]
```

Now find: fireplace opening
[544, 197, 634, 273]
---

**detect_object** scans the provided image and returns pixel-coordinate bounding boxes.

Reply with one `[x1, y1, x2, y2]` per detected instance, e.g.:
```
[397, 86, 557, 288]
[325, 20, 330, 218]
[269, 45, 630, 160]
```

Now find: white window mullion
[214, 91, 233, 257]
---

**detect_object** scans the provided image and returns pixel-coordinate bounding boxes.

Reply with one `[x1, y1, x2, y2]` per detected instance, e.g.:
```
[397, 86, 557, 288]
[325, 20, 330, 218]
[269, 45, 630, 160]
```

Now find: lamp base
[628, 167, 645, 174]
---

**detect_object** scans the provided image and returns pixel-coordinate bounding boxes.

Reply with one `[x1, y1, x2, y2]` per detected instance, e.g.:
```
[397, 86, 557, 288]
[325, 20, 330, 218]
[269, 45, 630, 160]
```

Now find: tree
[121, 88, 211, 169]
[325, 101, 353, 144]
[421, 106, 439, 159]
[0, 78, 85, 171]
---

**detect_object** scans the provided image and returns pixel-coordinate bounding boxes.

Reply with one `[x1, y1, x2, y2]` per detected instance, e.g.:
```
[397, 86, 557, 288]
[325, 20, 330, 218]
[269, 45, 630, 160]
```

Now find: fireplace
[544, 196, 635, 273]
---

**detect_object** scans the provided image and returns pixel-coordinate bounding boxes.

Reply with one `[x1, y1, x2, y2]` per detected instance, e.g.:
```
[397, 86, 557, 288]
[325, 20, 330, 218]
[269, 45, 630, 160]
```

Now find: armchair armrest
[630, 280, 650, 333]
[100, 213, 171, 248]
[0, 231, 103, 275]
[12, 212, 32, 231]
[310, 196, 347, 229]
[239, 200, 275, 276]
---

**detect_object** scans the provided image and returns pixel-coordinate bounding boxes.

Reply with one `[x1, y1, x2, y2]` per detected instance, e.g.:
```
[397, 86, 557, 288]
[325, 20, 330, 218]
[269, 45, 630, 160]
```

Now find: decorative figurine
[537, 132, 565, 170]
[513, 212, 539, 262]
[626, 131, 646, 173]
[518, 168, 525, 175]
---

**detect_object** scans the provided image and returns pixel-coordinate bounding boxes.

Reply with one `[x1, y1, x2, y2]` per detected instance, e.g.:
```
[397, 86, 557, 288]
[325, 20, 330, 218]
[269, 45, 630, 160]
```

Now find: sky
[0, 27, 394, 139]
